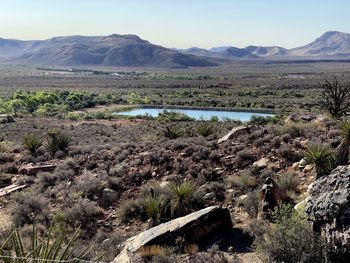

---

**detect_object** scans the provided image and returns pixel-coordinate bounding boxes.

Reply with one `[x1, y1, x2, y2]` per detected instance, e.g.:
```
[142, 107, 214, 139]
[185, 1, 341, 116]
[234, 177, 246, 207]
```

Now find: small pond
[114, 108, 274, 122]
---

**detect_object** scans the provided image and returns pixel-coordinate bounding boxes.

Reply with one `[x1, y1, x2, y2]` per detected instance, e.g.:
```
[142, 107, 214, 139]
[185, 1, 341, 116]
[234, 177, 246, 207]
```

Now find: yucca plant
[304, 142, 336, 178]
[336, 120, 350, 165]
[168, 182, 196, 218]
[46, 130, 71, 157]
[163, 126, 179, 139]
[197, 122, 214, 137]
[23, 134, 43, 156]
[0, 226, 98, 263]
[142, 195, 165, 228]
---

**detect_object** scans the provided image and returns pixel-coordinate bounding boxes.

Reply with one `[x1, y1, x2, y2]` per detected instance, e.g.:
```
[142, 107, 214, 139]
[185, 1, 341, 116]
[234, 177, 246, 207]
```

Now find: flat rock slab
[218, 125, 259, 144]
[112, 206, 233, 263]
[0, 184, 27, 197]
[18, 163, 57, 175]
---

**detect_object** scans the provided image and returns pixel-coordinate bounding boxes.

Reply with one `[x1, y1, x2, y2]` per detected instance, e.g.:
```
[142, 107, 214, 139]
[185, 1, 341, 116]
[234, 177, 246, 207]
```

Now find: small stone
[298, 158, 309, 168]
[303, 164, 314, 173]
[253, 157, 269, 169]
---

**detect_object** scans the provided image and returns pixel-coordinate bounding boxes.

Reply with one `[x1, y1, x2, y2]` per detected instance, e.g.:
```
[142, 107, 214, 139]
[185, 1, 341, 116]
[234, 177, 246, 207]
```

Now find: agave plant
[23, 134, 43, 156]
[336, 120, 350, 165]
[304, 142, 335, 178]
[168, 182, 196, 218]
[0, 226, 98, 263]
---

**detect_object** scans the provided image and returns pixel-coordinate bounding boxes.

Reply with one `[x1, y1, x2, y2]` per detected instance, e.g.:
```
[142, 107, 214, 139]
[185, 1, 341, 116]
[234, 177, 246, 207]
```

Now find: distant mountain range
[0, 34, 217, 68]
[179, 31, 350, 60]
[0, 31, 350, 68]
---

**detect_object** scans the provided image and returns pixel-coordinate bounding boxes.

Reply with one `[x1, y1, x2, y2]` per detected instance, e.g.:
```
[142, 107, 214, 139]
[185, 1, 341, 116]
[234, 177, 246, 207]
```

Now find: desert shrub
[200, 169, 221, 182]
[250, 115, 277, 125]
[281, 133, 292, 143]
[201, 182, 225, 201]
[163, 126, 180, 139]
[36, 172, 58, 192]
[91, 230, 124, 261]
[192, 146, 211, 161]
[237, 149, 255, 163]
[23, 134, 43, 155]
[54, 160, 77, 181]
[98, 188, 120, 208]
[253, 137, 268, 147]
[157, 110, 194, 122]
[278, 144, 293, 159]
[328, 129, 342, 138]
[197, 122, 214, 137]
[0, 174, 12, 188]
[63, 199, 103, 231]
[304, 142, 336, 178]
[139, 181, 168, 199]
[109, 164, 126, 177]
[271, 136, 281, 148]
[76, 173, 104, 200]
[11, 192, 49, 227]
[120, 199, 146, 223]
[253, 204, 325, 263]
[241, 190, 260, 218]
[278, 172, 299, 192]
[46, 129, 71, 156]
[225, 172, 258, 192]
[139, 245, 173, 261]
[282, 123, 306, 138]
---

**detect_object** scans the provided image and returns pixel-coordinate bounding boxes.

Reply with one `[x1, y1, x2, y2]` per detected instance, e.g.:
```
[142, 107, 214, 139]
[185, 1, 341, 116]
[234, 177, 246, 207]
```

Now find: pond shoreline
[114, 104, 277, 114]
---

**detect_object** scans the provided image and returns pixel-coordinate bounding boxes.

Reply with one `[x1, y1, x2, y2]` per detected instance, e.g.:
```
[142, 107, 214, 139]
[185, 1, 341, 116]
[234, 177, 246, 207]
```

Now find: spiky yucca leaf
[142, 195, 165, 228]
[340, 120, 350, 142]
[23, 134, 43, 155]
[304, 142, 335, 178]
[163, 126, 179, 140]
[197, 122, 214, 137]
[168, 182, 196, 218]
[0, 226, 97, 263]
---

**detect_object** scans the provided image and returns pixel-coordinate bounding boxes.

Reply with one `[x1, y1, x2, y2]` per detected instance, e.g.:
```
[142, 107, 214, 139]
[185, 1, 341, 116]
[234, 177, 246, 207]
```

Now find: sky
[1, 0, 350, 49]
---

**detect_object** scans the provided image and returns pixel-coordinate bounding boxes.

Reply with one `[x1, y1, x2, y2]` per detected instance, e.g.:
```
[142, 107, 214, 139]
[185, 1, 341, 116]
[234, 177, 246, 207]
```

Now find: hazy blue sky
[1, 0, 349, 48]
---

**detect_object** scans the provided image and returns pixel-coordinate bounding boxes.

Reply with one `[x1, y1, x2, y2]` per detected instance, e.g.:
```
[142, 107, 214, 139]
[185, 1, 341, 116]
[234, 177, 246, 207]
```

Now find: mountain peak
[105, 34, 142, 40]
[318, 31, 349, 41]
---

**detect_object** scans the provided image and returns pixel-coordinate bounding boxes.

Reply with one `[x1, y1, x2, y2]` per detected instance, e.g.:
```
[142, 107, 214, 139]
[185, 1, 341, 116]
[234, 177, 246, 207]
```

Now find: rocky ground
[0, 113, 345, 262]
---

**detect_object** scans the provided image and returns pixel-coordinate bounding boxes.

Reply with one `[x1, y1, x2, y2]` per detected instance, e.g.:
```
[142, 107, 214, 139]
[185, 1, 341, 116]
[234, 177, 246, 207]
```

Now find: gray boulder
[305, 165, 350, 259]
[112, 206, 232, 263]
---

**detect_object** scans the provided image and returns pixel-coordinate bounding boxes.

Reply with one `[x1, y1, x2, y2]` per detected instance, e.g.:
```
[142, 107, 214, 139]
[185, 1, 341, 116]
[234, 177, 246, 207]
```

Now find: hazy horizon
[1, 0, 350, 49]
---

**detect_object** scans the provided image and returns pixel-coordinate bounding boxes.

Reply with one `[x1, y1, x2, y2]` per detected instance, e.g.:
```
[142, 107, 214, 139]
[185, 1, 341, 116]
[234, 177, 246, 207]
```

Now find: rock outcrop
[284, 114, 324, 124]
[259, 177, 294, 219]
[305, 165, 350, 260]
[112, 206, 232, 263]
[218, 125, 260, 144]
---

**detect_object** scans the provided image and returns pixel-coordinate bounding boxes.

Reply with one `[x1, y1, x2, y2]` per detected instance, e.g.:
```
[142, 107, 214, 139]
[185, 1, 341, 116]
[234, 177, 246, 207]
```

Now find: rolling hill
[0, 34, 217, 68]
[180, 31, 350, 60]
[1, 31, 350, 67]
